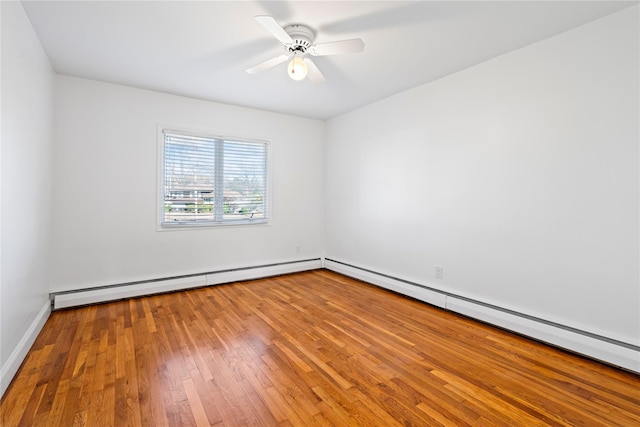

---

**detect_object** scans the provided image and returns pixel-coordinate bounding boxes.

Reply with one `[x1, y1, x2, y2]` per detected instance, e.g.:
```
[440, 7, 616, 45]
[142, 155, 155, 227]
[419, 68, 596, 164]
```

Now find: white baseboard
[1, 300, 51, 397]
[52, 259, 323, 310]
[324, 259, 640, 374]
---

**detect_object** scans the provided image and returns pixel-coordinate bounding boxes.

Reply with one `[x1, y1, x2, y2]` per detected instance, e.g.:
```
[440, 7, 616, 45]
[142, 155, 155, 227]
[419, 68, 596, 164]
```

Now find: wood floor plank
[2, 269, 639, 426]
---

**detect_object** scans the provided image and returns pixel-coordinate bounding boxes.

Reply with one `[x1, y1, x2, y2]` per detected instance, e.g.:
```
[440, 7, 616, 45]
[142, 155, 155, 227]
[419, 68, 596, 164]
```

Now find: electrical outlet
[296, 244, 301, 254]
[435, 265, 444, 279]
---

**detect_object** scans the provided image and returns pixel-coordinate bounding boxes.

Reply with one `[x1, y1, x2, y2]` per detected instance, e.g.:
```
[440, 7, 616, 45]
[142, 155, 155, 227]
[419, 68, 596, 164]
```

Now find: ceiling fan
[246, 16, 365, 84]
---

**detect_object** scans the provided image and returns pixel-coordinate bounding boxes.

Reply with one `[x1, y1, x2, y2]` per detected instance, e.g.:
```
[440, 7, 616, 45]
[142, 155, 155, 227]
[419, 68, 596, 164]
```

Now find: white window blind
[161, 130, 268, 227]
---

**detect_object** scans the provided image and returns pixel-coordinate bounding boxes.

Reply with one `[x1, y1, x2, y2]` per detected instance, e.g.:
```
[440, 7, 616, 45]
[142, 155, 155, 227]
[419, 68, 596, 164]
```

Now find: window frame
[157, 125, 271, 230]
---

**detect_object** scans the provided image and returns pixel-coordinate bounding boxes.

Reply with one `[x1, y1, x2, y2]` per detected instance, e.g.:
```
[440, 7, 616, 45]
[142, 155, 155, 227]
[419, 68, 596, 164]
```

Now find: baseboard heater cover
[324, 259, 447, 309]
[51, 258, 322, 310]
[324, 258, 640, 374]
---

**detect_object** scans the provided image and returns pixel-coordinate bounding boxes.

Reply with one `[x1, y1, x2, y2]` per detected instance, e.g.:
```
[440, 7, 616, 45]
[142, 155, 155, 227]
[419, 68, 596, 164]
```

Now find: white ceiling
[22, 1, 637, 120]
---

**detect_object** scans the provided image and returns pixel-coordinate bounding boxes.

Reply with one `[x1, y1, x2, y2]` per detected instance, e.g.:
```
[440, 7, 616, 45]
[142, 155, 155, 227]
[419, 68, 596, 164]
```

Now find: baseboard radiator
[324, 258, 640, 374]
[51, 258, 323, 310]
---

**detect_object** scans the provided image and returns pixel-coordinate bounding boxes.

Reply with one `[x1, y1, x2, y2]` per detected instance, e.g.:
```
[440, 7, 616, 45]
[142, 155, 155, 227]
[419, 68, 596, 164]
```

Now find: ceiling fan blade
[254, 15, 293, 44]
[310, 38, 365, 56]
[304, 58, 326, 84]
[246, 54, 289, 74]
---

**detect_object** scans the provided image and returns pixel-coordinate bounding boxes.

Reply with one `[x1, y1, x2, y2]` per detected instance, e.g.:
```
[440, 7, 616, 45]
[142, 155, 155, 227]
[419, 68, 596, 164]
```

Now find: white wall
[52, 76, 325, 292]
[1, 1, 54, 394]
[325, 6, 639, 346]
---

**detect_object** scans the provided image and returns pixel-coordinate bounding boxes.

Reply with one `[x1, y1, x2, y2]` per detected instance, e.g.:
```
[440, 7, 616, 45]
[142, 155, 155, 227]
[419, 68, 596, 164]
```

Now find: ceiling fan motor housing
[283, 24, 314, 55]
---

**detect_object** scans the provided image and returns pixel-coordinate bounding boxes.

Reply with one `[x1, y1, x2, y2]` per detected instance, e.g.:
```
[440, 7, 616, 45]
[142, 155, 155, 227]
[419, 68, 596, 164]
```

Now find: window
[159, 129, 269, 228]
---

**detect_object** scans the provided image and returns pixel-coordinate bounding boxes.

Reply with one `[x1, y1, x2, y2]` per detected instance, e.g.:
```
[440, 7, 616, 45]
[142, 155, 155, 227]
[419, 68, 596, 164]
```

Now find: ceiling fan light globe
[287, 57, 308, 81]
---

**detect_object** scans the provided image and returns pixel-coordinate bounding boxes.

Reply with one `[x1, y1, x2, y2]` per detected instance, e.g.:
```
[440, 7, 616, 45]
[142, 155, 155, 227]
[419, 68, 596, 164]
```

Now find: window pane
[223, 140, 267, 221]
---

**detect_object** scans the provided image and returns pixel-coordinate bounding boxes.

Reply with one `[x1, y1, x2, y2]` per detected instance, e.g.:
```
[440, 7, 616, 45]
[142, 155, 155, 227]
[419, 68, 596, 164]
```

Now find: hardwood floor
[1, 270, 639, 426]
